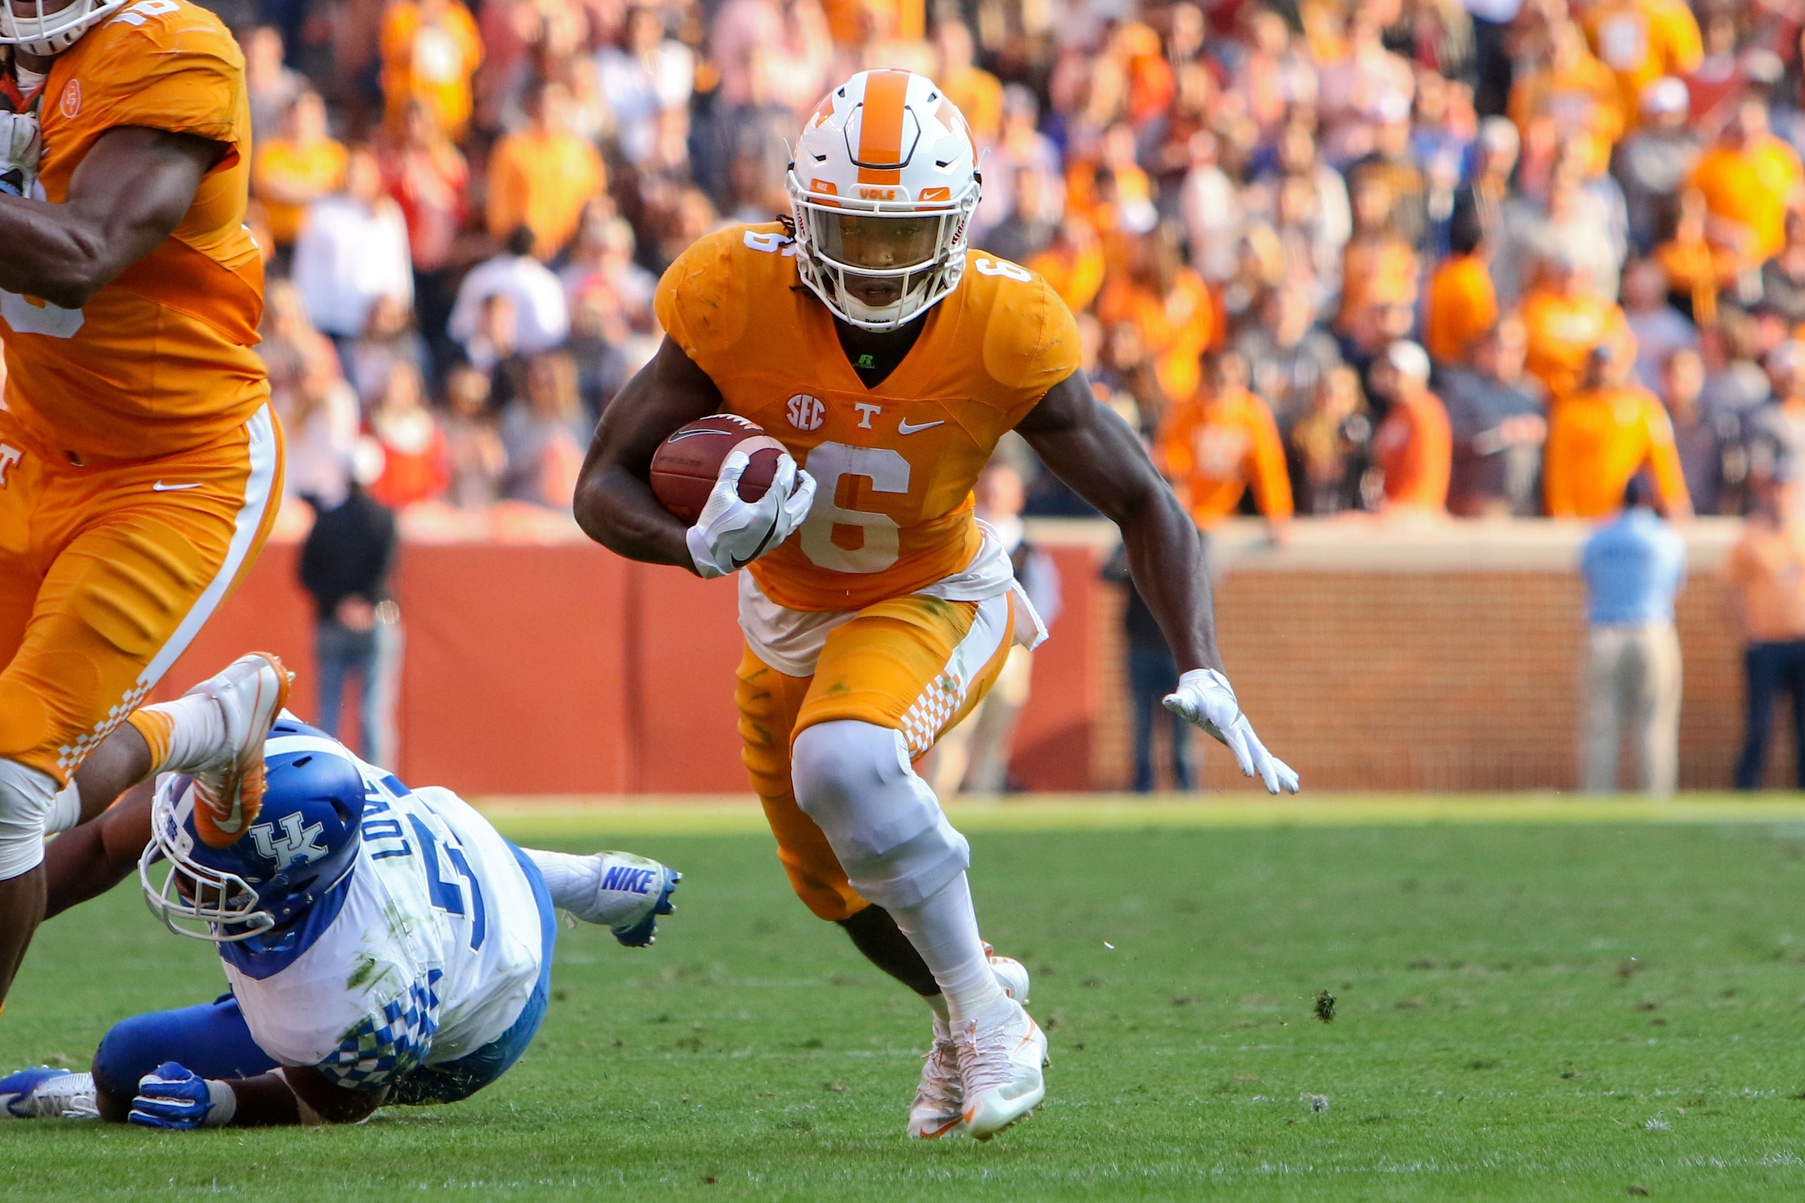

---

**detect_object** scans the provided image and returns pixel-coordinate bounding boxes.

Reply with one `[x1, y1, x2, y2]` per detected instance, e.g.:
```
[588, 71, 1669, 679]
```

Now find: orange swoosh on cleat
[921, 1117, 963, 1138]
[193, 652, 290, 848]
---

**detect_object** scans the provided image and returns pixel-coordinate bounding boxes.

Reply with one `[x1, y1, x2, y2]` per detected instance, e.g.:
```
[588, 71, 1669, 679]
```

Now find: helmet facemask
[0, 0, 132, 58]
[139, 782, 276, 943]
[786, 175, 979, 332]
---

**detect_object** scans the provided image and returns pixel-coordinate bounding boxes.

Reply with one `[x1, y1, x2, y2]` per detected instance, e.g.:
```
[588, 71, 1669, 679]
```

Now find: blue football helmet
[139, 723, 366, 943]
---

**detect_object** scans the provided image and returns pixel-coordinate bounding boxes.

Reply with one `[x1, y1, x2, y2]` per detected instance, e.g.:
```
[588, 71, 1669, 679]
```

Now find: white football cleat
[906, 1016, 965, 1139]
[0, 1068, 98, 1119]
[557, 852, 681, 947]
[956, 997, 1048, 1140]
[907, 955, 1033, 1139]
[186, 652, 291, 848]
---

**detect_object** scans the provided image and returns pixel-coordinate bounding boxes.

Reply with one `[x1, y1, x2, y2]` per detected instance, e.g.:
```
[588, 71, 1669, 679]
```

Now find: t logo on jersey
[249, 813, 329, 873]
[787, 393, 825, 432]
[0, 445, 19, 488]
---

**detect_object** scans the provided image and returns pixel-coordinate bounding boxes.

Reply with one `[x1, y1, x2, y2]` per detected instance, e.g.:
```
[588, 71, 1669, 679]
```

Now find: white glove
[684, 449, 817, 578]
[1163, 668, 1300, 794]
[0, 110, 39, 198]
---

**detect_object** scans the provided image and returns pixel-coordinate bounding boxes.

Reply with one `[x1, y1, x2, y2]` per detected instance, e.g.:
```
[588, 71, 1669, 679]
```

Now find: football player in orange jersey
[575, 69, 1298, 1141]
[0, 0, 288, 1012]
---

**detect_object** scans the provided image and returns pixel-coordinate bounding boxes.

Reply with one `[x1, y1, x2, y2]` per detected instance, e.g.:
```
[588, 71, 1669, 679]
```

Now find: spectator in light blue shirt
[1580, 476, 1687, 794]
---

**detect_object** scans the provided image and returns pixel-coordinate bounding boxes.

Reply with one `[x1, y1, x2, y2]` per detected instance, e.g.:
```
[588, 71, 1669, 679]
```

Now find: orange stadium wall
[152, 519, 1778, 797]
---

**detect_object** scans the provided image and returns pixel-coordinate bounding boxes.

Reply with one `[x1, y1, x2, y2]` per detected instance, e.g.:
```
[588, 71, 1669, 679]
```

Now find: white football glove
[0, 110, 40, 198]
[1163, 668, 1300, 794]
[684, 449, 817, 578]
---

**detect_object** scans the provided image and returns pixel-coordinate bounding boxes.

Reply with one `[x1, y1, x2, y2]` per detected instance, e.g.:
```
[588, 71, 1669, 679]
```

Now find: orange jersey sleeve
[1247, 394, 1294, 520]
[656, 226, 1080, 610]
[2, 0, 267, 461]
[1543, 404, 1577, 518]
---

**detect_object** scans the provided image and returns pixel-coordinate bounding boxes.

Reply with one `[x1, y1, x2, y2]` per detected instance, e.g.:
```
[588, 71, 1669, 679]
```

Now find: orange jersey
[1521, 289, 1635, 402]
[2, 0, 267, 462]
[252, 135, 347, 246]
[1689, 138, 1805, 263]
[1423, 253, 1498, 365]
[484, 128, 606, 260]
[655, 223, 1081, 612]
[1154, 387, 1293, 526]
[1025, 228, 1105, 315]
[1507, 54, 1623, 171]
[1583, 0, 1703, 128]
[1337, 238, 1419, 332]
[1544, 384, 1691, 517]
[379, 0, 483, 139]
[1096, 269, 1215, 408]
[1373, 391, 1452, 511]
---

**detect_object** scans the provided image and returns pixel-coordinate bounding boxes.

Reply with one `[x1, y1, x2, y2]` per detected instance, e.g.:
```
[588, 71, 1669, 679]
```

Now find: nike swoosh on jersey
[152, 481, 204, 491]
[897, 419, 944, 435]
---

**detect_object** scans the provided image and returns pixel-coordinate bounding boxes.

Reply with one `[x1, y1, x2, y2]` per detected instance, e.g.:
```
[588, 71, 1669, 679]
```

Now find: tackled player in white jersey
[0, 654, 679, 1127]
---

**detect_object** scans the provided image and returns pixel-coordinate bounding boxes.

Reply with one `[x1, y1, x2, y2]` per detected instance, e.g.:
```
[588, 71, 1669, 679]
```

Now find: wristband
[202, 1079, 237, 1127]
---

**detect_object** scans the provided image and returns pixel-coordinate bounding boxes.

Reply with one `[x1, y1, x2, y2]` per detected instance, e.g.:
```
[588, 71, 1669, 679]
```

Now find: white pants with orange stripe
[735, 567, 1037, 920]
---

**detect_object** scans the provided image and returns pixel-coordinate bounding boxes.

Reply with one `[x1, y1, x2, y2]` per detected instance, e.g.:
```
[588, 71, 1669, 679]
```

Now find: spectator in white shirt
[290, 146, 414, 362]
[594, 5, 695, 168]
[448, 226, 571, 359]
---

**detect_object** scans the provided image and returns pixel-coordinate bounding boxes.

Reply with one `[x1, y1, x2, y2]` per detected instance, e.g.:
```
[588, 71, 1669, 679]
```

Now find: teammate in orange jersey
[575, 70, 1298, 1141]
[0, 0, 289, 1010]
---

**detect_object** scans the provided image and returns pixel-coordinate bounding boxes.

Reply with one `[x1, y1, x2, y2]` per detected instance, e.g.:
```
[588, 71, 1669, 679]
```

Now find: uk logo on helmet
[249, 813, 329, 873]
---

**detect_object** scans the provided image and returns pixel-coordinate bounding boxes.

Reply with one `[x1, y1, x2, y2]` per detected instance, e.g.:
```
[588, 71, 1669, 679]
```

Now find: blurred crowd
[76, 0, 1805, 534]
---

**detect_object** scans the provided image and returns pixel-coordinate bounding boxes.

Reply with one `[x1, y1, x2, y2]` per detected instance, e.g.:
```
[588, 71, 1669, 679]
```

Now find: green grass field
[4, 799, 1805, 1200]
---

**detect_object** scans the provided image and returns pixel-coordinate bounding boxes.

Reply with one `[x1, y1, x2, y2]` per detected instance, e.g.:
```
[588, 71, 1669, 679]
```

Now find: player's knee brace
[791, 721, 970, 912]
[0, 758, 57, 880]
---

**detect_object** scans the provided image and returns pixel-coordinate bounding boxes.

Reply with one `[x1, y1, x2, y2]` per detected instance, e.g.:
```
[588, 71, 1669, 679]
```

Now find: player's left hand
[128, 1062, 218, 1130]
[0, 110, 40, 198]
[1163, 668, 1300, 794]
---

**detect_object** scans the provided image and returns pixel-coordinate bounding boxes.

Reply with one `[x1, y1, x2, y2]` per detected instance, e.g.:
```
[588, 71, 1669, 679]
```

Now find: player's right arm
[0, 125, 222, 310]
[573, 336, 724, 569]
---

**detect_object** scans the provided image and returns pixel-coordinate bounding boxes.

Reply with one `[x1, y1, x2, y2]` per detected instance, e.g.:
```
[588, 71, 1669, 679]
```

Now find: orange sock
[125, 709, 175, 774]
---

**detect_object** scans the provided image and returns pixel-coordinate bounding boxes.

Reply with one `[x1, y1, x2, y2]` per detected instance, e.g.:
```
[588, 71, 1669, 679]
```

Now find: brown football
[649, 414, 788, 524]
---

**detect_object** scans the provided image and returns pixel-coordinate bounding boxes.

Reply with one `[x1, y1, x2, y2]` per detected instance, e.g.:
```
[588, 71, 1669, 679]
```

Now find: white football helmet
[786, 69, 981, 331]
[0, 0, 131, 58]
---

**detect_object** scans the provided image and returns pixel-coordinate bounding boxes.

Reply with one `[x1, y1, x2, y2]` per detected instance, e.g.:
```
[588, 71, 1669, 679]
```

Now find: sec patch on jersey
[649, 414, 787, 524]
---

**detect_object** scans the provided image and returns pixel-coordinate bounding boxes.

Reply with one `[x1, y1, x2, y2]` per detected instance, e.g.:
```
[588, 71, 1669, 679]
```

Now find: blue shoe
[563, 852, 681, 948]
[0, 1068, 97, 1119]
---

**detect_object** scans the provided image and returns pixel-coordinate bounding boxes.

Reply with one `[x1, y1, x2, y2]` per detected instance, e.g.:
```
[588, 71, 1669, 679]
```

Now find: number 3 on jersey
[800, 441, 910, 573]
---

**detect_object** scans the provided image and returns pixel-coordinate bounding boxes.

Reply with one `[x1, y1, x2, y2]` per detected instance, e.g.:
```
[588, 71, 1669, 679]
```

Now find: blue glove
[128, 1062, 221, 1130]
